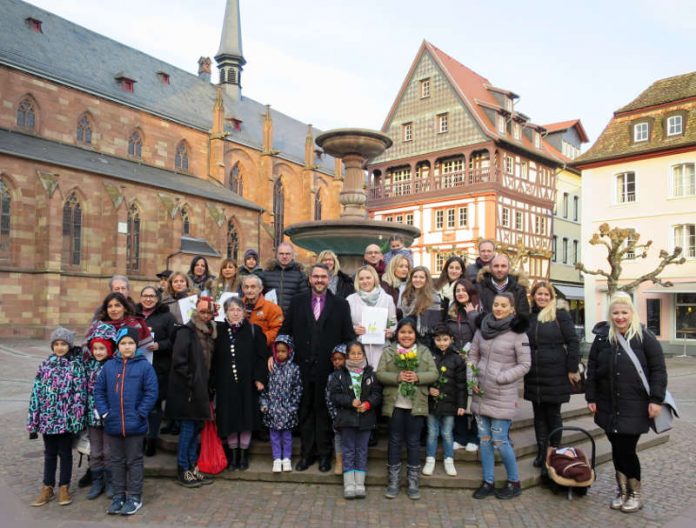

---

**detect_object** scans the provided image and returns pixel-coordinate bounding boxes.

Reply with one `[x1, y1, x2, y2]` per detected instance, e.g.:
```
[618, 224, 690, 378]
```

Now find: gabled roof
[380, 40, 567, 165]
[0, 0, 334, 175]
[616, 71, 696, 114]
[543, 119, 589, 143]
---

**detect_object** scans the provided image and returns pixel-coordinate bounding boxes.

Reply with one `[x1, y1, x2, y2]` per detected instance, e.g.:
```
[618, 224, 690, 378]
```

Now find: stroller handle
[546, 426, 596, 469]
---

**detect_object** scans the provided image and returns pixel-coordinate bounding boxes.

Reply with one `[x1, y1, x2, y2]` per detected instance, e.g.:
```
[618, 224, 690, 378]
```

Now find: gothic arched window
[16, 98, 36, 130]
[181, 207, 191, 236]
[76, 114, 92, 144]
[62, 192, 82, 267]
[314, 189, 322, 221]
[126, 204, 141, 272]
[175, 141, 189, 171]
[273, 178, 285, 248]
[227, 220, 239, 261]
[230, 163, 243, 196]
[128, 131, 142, 159]
[0, 179, 11, 257]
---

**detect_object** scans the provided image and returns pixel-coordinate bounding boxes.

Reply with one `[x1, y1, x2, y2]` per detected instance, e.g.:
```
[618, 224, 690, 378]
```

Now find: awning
[555, 284, 584, 300]
[643, 282, 696, 294]
[180, 236, 221, 258]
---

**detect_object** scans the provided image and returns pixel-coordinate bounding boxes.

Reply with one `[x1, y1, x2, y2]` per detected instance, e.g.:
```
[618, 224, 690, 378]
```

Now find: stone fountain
[284, 128, 420, 272]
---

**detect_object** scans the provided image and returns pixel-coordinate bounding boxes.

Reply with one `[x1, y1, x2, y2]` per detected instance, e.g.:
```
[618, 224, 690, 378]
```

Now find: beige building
[575, 72, 696, 353]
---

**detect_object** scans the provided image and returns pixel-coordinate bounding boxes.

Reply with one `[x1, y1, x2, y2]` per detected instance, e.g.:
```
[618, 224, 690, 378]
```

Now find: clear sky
[26, 0, 696, 147]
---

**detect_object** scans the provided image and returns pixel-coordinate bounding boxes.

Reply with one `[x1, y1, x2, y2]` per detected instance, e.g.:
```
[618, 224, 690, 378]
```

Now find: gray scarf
[480, 313, 513, 340]
[358, 287, 381, 307]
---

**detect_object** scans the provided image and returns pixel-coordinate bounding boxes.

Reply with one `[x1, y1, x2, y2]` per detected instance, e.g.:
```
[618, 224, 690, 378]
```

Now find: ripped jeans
[477, 415, 519, 484]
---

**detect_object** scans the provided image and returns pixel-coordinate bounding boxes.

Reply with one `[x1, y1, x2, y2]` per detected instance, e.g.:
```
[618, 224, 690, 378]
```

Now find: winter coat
[246, 294, 284, 346]
[327, 365, 382, 430]
[376, 342, 439, 417]
[398, 292, 444, 347]
[211, 320, 268, 436]
[94, 351, 158, 437]
[585, 322, 667, 435]
[84, 357, 108, 428]
[447, 309, 480, 351]
[428, 348, 467, 416]
[261, 259, 309, 315]
[239, 264, 263, 280]
[469, 316, 531, 420]
[162, 291, 193, 325]
[280, 291, 355, 385]
[384, 248, 413, 266]
[259, 353, 303, 431]
[27, 350, 86, 435]
[476, 266, 530, 317]
[165, 320, 214, 422]
[347, 288, 397, 368]
[524, 308, 580, 405]
[331, 270, 355, 300]
[137, 303, 177, 402]
[465, 258, 489, 283]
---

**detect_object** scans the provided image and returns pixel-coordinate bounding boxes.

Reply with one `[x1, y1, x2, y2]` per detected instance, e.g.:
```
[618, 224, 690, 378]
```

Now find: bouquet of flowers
[394, 346, 419, 398]
[461, 343, 483, 397]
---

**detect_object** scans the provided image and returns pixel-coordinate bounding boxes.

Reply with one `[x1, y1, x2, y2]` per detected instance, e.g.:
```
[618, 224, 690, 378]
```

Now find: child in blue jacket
[95, 327, 158, 516]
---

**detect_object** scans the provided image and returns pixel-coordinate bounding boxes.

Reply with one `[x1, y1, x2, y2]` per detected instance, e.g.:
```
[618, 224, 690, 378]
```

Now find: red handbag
[197, 410, 227, 475]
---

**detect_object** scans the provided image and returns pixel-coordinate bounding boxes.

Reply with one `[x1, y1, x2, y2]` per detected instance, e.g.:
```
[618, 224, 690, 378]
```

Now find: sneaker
[422, 457, 435, 476]
[453, 441, 465, 451]
[192, 466, 214, 486]
[272, 459, 282, 473]
[465, 442, 479, 452]
[495, 480, 522, 500]
[473, 481, 496, 500]
[281, 458, 292, 472]
[120, 495, 143, 515]
[106, 495, 126, 515]
[443, 457, 457, 476]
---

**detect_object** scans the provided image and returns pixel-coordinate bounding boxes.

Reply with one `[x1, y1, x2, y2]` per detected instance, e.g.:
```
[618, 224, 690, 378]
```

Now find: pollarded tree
[575, 223, 685, 296]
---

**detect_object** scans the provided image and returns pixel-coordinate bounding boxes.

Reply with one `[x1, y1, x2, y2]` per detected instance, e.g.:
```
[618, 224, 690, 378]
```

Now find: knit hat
[50, 327, 75, 348]
[87, 322, 117, 359]
[115, 327, 139, 346]
[243, 249, 259, 262]
[272, 334, 294, 363]
[331, 343, 347, 357]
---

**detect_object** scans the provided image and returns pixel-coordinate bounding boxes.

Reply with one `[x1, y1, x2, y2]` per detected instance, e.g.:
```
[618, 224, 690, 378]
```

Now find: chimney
[198, 56, 212, 82]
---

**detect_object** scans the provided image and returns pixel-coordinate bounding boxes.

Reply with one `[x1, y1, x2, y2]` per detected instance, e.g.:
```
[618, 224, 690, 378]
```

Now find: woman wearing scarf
[162, 272, 194, 325]
[211, 297, 268, 471]
[434, 256, 466, 309]
[469, 292, 530, 501]
[187, 255, 215, 294]
[346, 265, 397, 368]
[317, 250, 355, 300]
[398, 266, 442, 347]
[381, 254, 411, 320]
[90, 292, 153, 350]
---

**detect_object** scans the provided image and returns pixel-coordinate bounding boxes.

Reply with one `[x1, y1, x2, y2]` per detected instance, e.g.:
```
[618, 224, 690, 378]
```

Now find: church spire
[215, 0, 246, 101]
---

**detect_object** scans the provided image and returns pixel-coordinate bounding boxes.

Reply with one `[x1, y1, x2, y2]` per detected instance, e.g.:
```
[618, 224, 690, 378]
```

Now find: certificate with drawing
[178, 294, 199, 324]
[360, 307, 388, 345]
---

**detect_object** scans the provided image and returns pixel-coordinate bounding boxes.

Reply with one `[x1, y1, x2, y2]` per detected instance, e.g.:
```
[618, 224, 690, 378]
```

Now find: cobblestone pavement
[1, 339, 695, 528]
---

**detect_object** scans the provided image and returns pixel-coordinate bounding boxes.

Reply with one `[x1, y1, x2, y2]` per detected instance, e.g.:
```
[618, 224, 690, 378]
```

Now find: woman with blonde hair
[398, 266, 442, 345]
[162, 272, 193, 325]
[317, 250, 354, 299]
[381, 254, 411, 319]
[524, 281, 580, 468]
[586, 293, 667, 513]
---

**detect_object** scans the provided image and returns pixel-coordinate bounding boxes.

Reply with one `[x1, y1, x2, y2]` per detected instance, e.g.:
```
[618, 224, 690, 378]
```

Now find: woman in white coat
[346, 265, 397, 368]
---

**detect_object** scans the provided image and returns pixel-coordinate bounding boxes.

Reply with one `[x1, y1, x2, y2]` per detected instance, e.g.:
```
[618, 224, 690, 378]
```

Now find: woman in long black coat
[524, 282, 580, 467]
[211, 297, 268, 470]
[586, 293, 666, 514]
[136, 286, 177, 456]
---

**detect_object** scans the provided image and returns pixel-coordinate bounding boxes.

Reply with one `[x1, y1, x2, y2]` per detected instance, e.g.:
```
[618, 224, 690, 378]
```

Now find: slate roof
[0, 0, 335, 175]
[543, 119, 590, 143]
[575, 72, 696, 166]
[0, 128, 263, 211]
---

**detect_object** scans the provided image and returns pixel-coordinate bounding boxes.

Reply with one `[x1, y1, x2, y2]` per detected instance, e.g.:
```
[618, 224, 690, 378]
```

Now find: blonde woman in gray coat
[469, 292, 531, 501]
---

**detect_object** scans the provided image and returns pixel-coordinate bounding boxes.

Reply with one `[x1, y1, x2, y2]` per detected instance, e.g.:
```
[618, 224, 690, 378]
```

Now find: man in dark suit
[280, 263, 355, 472]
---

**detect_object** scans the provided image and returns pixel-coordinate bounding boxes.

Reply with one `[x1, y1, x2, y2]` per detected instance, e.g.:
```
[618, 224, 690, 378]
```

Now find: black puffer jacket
[585, 322, 667, 435]
[476, 266, 530, 317]
[327, 365, 382, 430]
[332, 270, 355, 300]
[524, 308, 580, 404]
[261, 260, 308, 315]
[446, 309, 479, 351]
[136, 303, 177, 402]
[428, 347, 467, 416]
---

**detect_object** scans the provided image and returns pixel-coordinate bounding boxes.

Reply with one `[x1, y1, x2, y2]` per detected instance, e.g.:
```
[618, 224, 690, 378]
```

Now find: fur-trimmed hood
[476, 264, 529, 290]
[265, 259, 305, 273]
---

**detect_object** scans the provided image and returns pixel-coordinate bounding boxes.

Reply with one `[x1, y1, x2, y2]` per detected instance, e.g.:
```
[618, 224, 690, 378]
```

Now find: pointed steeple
[215, 0, 246, 101]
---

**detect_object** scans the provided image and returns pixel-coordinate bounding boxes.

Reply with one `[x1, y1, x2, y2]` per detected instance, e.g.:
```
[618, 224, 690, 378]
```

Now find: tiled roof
[0, 0, 335, 175]
[575, 73, 696, 166]
[543, 119, 590, 143]
[0, 128, 263, 211]
[617, 71, 696, 113]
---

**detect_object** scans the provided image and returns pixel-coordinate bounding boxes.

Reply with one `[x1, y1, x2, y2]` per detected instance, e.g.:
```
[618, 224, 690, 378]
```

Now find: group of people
[26, 235, 668, 514]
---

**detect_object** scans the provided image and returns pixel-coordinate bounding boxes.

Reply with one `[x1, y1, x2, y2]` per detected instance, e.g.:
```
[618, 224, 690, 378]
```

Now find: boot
[176, 466, 202, 488]
[533, 443, 545, 468]
[31, 485, 54, 507]
[354, 471, 366, 499]
[86, 468, 105, 500]
[145, 438, 157, 457]
[422, 456, 435, 476]
[385, 463, 401, 499]
[621, 478, 642, 513]
[407, 465, 421, 500]
[57, 484, 72, 506]
[343, 471, 356, 500]
[78, 467, 92, 488]
[238, 449, 249, 471]
[334, 453, 343, 475]
[104, 469, 114, 499]
[610, 471, 628, 510]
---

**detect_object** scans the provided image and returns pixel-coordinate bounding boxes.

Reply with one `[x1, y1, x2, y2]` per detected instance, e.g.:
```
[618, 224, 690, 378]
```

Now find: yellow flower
[408, 351, 417, 359]
[440, 366, 447, 372]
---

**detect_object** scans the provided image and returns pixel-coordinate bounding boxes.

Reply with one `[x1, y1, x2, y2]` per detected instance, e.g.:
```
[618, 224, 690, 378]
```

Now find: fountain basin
[316, 128, 393, 159]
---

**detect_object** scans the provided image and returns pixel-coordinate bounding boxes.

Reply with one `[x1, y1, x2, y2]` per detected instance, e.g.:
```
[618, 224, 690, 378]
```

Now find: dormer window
[513, 122, 521, 140]
[667, 115, 683, 136]
[497, 114, 506, 135]
[420, 78, 430, 98]
[633, 122, 649, 142]
[157, 71, 170, 85]
[534, 131, 541, 149]
[505, 97, 513, 112]
[25, 17, 42, 33]
[115, 74, 136, 93]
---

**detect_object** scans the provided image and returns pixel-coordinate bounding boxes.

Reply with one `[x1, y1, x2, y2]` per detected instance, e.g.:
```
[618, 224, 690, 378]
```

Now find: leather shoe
[295, 456, 316, 472]
[318, 456, 332, 473]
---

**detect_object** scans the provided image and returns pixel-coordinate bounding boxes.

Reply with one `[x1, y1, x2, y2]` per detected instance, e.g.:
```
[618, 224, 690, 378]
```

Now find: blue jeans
[477, 415, 519, 483]
[426, 415, 454, 458]
[177, 420, 201, 470]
